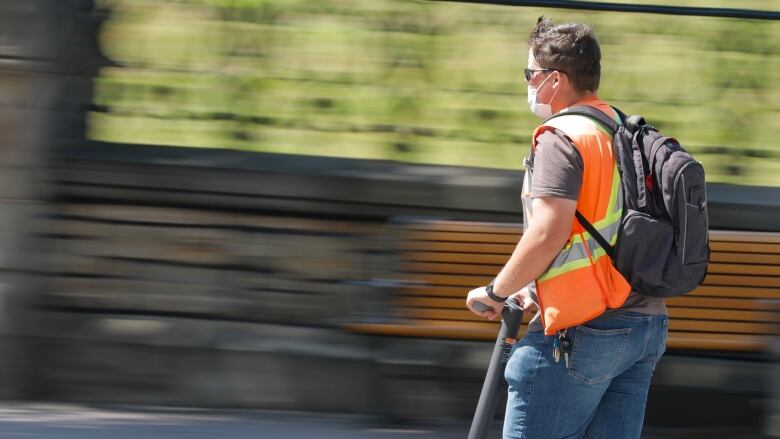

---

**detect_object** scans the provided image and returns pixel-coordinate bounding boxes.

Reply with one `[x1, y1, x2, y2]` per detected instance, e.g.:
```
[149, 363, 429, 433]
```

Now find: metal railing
[432, 0, 780, 20]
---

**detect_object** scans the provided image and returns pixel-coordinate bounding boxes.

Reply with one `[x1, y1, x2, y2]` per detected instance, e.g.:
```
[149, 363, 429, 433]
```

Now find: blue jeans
[503, 312, 668, 439]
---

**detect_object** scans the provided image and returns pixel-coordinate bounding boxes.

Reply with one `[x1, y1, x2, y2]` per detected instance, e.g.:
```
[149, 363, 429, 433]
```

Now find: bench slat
[398, 284, 780, 299]
[402, 307, 778, 327]
[669, 307, 777, 322]
[402, 232, 780, 254]
[402, 222, 523, 235]
[401, 242, 780, 260]
[708, 252, 780, 265]
[690, 285, 779, 298]
[403, 272, 780, 289]
[404, 250, 780, 267]
[709, 241, 780, 253]
[709, 230, 780, 243]
[401, 225, 780, 243]
[703, 274, 780, 288]
[403, 231, 520, 244]
[400, 241, 516, 254]
[669, 319, 775, 334]
[666, 333, 769, 351]
[403, 261, 780, 277]
[666, 295, 775, 310]
[403, 252, 509, 265]
[707, 263, 780, 276]
[401, 295, 777, 313]
[401, 307, 534, 323]
[399, 226, 779, 243]
[342, 321, 501, 340]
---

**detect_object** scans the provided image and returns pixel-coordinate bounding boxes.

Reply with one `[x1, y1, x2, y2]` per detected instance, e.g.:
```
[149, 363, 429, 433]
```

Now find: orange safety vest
[527, 97, 631, 335]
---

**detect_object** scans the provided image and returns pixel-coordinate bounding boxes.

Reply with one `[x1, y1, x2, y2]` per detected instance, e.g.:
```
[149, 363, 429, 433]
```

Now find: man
[466, 17, 668, 438]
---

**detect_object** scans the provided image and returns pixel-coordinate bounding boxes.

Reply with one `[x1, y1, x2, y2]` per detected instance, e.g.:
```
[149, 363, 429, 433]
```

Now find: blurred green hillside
[90, 0, 780, 185]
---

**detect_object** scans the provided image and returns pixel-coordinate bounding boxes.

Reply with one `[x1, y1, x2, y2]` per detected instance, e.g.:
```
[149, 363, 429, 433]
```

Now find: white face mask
[527, 72, 557, 119]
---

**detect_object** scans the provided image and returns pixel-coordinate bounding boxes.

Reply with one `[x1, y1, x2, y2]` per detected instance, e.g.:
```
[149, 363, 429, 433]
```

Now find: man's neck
[552, 91, 598, 114]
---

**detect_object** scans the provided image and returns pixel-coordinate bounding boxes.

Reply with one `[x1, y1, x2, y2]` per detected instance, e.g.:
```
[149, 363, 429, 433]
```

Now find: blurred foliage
[90, 0, 780, 185]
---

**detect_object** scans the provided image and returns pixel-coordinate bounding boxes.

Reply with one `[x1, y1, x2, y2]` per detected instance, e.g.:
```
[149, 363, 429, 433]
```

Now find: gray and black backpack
[549, 105, 709, 298]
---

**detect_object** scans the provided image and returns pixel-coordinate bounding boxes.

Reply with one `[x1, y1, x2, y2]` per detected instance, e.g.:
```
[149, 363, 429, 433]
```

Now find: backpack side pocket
[674, 160, 709, 265]
[614, 209, 674, 296]
[659, 160, 709, 295]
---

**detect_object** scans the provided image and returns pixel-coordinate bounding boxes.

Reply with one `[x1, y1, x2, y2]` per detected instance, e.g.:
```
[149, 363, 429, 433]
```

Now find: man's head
[525, 17, 601, 117]
[527, 16, 601, 93]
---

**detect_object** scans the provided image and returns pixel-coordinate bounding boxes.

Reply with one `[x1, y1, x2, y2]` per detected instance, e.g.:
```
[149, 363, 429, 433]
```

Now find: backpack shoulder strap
[575, 210, 615, 259]
[546, 105, 621, 134]
[547, 105, 623, 259]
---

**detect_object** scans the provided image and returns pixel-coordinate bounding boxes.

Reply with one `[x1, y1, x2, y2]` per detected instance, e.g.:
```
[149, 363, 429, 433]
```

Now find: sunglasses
[524, 68, 555, 82]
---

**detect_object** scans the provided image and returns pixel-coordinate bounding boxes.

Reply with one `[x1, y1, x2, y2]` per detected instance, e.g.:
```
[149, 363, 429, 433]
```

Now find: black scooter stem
[467, 298, 525, 439]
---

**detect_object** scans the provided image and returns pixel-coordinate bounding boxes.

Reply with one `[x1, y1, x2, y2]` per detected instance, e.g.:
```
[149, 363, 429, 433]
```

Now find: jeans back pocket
[567, 326, 631, 385]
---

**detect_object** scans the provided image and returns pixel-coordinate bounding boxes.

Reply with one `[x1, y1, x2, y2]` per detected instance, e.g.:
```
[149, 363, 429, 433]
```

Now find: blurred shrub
[90, 0, 780, 185]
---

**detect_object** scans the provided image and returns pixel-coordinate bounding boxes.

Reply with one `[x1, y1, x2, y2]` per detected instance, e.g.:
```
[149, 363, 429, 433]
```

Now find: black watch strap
[485, 282, 507, 303]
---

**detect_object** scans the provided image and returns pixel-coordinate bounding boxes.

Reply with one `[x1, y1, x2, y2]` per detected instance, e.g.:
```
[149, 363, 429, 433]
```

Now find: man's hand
[508, 287, 538, 313]
[466, 286, 503, 320]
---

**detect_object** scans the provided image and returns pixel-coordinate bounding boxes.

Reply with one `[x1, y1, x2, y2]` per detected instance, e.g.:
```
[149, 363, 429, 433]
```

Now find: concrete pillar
[0, 0, 108, 399]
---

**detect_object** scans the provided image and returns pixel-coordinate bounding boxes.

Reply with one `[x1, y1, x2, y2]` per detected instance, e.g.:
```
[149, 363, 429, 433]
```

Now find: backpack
[547, 105, 710, 298]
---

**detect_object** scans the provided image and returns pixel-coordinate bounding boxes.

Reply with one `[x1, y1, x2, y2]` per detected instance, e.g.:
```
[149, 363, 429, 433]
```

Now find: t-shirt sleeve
[530, 129, 584, 200]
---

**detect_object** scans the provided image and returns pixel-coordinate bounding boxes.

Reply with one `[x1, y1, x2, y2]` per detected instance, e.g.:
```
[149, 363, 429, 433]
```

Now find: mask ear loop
[544, 72, 561, 108]
[533, 71, 554, 94]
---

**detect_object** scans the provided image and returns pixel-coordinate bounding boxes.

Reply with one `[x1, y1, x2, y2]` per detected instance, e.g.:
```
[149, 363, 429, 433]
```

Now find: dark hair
[528, 16, 601, 92]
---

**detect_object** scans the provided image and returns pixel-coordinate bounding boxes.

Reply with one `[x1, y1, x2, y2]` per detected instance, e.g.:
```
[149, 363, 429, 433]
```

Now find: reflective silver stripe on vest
[538, 167, 623, 283]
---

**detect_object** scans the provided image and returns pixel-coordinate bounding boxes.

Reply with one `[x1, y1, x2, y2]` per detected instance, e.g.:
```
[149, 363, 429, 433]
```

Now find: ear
[553, 71, 573, 96]
[553, 70, 566, 88]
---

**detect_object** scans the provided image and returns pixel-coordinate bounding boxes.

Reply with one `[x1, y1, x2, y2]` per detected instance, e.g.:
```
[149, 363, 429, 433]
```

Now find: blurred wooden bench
[344, 219, 780, 353]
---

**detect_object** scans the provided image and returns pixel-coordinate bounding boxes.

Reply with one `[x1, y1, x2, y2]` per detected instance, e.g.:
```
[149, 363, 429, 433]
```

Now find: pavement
[0, 403, 767, 438]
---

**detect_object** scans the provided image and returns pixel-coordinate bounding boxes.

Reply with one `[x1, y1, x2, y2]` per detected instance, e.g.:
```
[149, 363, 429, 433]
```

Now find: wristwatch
[485, 281, 507, 303]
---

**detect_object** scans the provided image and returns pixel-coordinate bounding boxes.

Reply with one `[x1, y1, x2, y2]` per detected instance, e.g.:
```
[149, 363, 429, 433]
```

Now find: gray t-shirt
[525, 129, 667, 332]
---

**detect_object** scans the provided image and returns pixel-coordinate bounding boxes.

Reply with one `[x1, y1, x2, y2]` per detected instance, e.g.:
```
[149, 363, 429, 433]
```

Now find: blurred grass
[90, 0, 780, 185]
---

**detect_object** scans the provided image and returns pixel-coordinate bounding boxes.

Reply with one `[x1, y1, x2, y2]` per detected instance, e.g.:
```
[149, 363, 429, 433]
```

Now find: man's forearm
[490, 224, 566, 298]
[490, 195, 577, 298]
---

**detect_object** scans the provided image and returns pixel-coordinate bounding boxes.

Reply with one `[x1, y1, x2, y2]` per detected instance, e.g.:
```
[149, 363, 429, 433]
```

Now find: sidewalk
[0, 403, 765, 438]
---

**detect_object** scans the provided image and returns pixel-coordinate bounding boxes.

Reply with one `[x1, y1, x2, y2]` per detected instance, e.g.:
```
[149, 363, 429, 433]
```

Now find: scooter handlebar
[467, 298, 525, 439]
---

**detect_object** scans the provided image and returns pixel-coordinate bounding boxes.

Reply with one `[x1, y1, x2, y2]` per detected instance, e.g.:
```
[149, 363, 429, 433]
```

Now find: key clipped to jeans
[554, 330, 573, 369]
